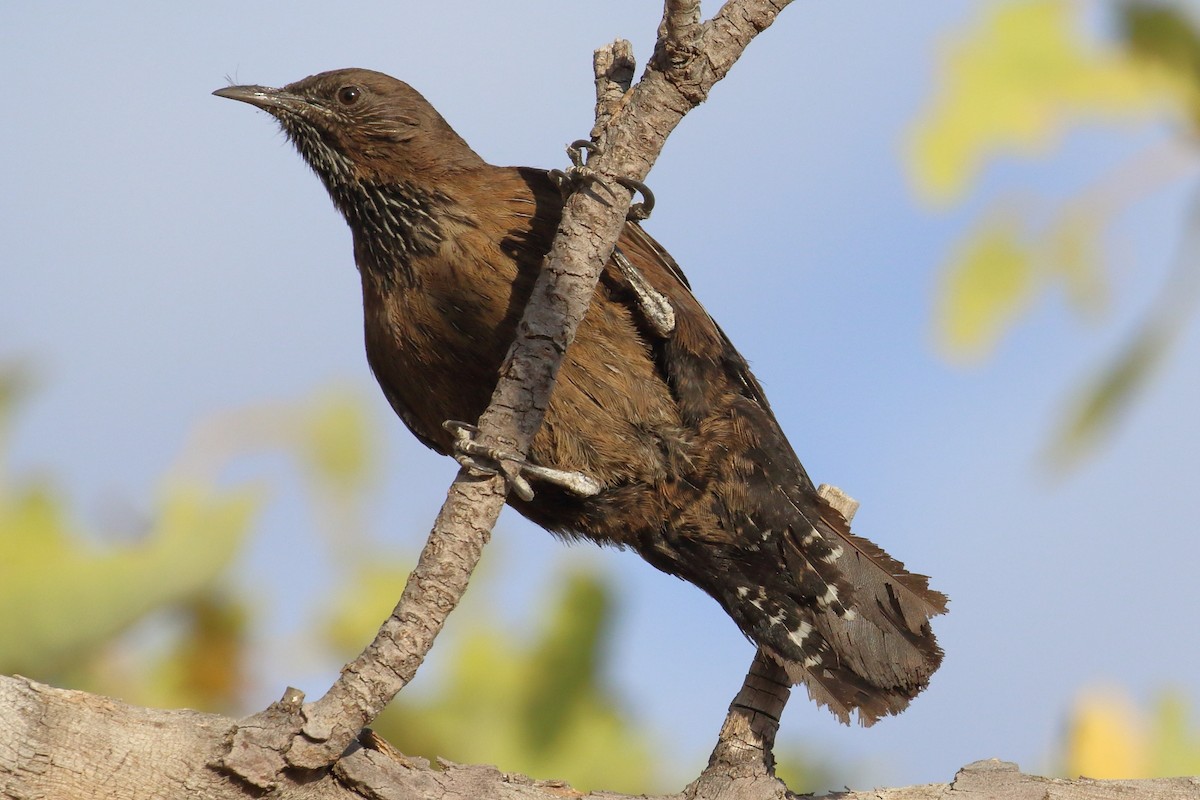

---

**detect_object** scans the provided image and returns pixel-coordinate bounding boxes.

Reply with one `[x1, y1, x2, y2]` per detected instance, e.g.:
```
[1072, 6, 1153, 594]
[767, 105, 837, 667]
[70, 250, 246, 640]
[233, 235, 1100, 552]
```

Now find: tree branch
[4, 676, 1196, 800]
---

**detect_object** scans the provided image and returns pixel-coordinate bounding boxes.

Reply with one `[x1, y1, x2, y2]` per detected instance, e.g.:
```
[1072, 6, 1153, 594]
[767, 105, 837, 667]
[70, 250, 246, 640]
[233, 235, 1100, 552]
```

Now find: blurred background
[4, 1, 1200, 792]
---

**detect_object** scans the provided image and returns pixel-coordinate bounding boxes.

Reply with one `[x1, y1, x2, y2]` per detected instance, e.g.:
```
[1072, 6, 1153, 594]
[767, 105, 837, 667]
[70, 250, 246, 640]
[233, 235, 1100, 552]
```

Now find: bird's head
[214, 68, 483, 189]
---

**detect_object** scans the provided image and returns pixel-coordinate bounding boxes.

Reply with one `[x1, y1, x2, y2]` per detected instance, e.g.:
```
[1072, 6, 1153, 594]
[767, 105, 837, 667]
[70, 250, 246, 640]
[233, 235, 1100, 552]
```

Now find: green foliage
[299, 387, 379, 495]
[0, 370, 677, 791]
[1150, 690, 1200, 776]
[135, 592, 250, 714]
[0, 482, 256, 676]
[935, 213, 1035, 361]
[0, 375, 259, 681]
[521, 567, 610, 751]
[909, 0, 1167, 204]
[324, 565, 659, 793]
[909, 0, 1200, 464]
[1045, 321, 1171, 467]
[1121, 2, 1200, 127]
[934, 207, 1111, 363]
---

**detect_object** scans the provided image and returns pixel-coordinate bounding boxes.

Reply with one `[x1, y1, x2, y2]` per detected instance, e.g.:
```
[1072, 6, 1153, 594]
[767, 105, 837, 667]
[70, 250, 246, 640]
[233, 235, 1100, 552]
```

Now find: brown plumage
[215, 68, 947, 725]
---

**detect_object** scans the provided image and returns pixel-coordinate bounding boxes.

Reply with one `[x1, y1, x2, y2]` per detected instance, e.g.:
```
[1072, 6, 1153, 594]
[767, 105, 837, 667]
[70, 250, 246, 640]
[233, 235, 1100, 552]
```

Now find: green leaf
[364, 564, 659, 793]
[1045, 323, 1167, 468]
[1120, 2, 1200, 128]
[522, 570, 610, 751]
[321, 563, 414, 654]
[1150, 689, 1200, 775]
[0, 482, 259, 676]
[138, 592, 250, 713]
[1047, 209, 1108, 319]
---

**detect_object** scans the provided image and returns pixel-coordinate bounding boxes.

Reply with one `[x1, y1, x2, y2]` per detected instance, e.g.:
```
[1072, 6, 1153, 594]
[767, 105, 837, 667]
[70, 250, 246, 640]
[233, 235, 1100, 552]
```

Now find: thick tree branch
[3, 676, 1197, 800]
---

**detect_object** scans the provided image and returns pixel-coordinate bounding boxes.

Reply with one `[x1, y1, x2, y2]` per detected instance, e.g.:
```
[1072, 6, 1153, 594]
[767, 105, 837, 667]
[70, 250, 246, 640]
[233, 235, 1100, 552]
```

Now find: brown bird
[214, 68, 946, 725]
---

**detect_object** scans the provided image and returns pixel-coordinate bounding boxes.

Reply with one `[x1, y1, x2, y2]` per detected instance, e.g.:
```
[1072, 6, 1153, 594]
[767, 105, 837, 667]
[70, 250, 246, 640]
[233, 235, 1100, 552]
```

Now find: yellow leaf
[1065, 686, 1150, 778]
[910, 0, 1168, 203]
[935, 216, 1035, 361]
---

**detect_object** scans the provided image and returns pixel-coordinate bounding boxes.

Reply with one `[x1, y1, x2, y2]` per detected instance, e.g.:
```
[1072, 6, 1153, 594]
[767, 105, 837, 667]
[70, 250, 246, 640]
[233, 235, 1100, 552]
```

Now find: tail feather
[722, 493, 946, 726]
[819, 500, 948, 625]
[767, 643, 922, 726]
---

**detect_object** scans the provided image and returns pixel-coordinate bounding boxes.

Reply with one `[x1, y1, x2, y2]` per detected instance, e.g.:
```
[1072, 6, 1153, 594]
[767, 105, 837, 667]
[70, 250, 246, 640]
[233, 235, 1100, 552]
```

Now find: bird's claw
[442, 420, 602, 502]
[567, 138, 599, 168]
[549, 140, 654, 221]
[615, 176, 654, 222]
[548, 140, 600, 199]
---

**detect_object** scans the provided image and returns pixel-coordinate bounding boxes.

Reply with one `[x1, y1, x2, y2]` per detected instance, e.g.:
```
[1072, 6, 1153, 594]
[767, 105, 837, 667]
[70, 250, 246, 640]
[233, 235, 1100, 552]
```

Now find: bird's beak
[213, 84, 307, 114]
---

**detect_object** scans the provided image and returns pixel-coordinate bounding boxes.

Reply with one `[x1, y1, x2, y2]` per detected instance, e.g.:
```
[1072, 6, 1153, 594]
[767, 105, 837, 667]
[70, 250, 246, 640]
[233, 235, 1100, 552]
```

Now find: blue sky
[4, 1, 1200, 790]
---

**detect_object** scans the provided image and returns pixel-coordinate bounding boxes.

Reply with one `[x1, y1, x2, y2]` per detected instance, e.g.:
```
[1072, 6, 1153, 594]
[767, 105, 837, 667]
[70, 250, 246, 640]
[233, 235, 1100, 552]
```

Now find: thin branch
[220, 0, 798, 787]
[660, 0, 704, 63]
[592, 39, 637, 140]
[702, 0, 794, 81]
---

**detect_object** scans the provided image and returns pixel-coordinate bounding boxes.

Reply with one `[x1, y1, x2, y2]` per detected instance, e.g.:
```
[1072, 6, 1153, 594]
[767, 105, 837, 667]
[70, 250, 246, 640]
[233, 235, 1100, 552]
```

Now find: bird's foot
[613, 246, 675, 337]
[548, 140, 655, 221]
[442, 420, 602, 502]
[547, 139, 599, 199]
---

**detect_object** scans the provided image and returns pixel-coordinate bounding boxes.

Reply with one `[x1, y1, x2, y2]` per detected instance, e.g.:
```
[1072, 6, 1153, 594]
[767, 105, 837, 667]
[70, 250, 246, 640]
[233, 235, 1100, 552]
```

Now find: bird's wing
[613, 220, 783, 430]
[612, 219, 947, 725]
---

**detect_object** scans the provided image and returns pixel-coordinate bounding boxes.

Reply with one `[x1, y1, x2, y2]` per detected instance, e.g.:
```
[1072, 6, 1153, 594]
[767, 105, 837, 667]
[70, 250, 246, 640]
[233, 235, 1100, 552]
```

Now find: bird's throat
[333, 178, 448, 287]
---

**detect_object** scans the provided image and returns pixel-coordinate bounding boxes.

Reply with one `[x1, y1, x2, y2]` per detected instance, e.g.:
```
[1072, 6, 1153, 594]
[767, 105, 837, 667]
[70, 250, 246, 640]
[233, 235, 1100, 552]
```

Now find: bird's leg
[442, 420, 602, 502]
[615, 175, 654, 222]
[613, 246, 676, 338]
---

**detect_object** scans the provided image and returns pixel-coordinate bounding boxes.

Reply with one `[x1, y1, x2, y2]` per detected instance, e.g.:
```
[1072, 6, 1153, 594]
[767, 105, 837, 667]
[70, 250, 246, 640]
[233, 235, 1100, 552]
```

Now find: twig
[592, 40, 636, 140]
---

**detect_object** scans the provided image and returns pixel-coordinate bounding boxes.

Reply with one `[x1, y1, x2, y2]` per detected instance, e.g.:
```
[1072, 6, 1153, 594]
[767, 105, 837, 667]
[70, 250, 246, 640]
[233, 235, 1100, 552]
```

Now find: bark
[3, 676, 1197, 800]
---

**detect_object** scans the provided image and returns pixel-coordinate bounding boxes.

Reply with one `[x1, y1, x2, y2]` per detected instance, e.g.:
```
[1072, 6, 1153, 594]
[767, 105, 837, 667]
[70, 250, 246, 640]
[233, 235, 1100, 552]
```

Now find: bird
[214, 68, 947, 726]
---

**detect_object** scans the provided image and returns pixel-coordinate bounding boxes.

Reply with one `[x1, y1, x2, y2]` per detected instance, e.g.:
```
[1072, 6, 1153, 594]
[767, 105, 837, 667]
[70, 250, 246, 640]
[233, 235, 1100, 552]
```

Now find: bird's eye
[336, 86, 361, 106]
